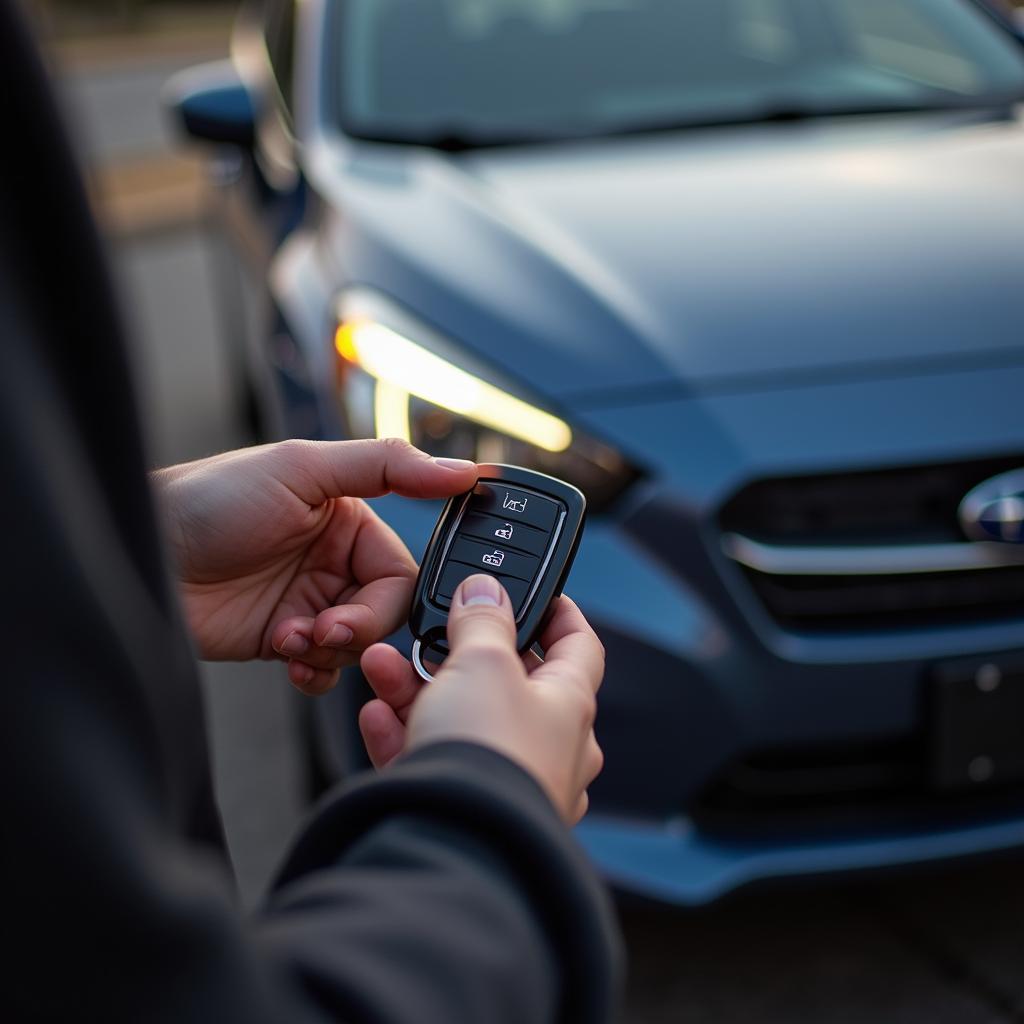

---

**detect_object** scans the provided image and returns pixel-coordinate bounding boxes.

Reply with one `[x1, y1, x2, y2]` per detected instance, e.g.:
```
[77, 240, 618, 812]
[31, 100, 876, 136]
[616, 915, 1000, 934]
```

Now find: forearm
[260, 743, 623, 1024]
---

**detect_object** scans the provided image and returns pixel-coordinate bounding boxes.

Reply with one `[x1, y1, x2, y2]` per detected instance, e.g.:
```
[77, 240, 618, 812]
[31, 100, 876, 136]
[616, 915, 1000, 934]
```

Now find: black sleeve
[263, 742, 622, 1024]
[0, 4, 623, 1020]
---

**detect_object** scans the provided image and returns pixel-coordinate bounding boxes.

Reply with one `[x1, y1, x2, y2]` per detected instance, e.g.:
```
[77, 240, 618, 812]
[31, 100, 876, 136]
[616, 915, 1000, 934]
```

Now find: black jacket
[0, 3, 621, 1020]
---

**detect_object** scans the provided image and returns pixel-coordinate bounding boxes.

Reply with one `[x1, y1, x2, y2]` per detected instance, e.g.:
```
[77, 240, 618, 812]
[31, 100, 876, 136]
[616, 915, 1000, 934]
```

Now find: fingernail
[459, 574, 503, 607]
[280, 632, 309, 656]
[324, 623, 354, 647]
[292, 662, 314, 685]
[435, 457, 476, 471]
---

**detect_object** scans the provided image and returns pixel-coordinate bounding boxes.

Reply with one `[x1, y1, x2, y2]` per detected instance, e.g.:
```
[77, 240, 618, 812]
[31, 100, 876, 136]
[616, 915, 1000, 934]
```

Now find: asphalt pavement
[65, 44, 1024, 1024]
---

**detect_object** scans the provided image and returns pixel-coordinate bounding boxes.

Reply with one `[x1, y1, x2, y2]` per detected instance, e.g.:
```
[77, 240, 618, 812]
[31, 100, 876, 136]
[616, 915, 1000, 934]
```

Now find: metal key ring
[413, 638, 547, 682]
[411, 639, 437, 683]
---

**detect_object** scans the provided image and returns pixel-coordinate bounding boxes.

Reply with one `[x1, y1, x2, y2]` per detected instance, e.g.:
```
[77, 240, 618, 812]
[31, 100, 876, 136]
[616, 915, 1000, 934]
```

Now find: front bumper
[576, 812, 1024, 905]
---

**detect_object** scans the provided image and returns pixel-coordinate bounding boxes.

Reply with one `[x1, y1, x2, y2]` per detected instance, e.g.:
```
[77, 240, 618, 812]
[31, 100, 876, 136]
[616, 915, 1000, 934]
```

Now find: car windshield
[337, 0, 1024, 146]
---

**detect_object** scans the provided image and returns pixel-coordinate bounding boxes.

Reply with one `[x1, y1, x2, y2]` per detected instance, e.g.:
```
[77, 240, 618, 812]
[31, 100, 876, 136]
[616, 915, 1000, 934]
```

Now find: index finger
[530, 596, 606, 695]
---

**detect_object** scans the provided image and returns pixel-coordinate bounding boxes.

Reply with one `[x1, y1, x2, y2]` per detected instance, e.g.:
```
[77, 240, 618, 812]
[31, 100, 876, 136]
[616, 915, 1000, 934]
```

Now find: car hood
[320, 108, 1024, 405]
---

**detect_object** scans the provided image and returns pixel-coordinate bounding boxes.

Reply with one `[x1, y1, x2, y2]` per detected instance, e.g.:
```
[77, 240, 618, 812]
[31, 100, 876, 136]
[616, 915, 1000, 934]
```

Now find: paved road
[73, 55, 1024, 1024]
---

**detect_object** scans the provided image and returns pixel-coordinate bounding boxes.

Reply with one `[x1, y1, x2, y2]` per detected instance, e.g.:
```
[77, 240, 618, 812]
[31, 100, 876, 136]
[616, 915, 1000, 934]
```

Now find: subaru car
[170, 0, 1024, 904]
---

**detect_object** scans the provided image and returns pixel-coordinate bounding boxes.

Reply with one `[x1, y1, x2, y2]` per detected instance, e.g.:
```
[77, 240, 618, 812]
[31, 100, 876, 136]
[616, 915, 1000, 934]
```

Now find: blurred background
[29, 1, 1024, 1021]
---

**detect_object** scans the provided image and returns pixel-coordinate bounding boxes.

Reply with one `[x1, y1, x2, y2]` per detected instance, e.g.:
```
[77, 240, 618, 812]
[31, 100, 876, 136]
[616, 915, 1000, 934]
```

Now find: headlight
[334, 290, 640, 510]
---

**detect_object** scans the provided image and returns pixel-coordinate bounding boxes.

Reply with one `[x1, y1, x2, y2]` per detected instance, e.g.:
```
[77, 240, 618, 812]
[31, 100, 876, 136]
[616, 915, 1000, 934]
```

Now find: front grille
[720, 454, 1023, 546]
[719, 454, 1024, 633]
[746, 565, 1024, 631]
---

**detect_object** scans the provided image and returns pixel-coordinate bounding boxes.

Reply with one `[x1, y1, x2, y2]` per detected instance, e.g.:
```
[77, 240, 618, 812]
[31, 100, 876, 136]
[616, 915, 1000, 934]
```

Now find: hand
[360, 576, 606, 824]
[154, 439, 477, 694]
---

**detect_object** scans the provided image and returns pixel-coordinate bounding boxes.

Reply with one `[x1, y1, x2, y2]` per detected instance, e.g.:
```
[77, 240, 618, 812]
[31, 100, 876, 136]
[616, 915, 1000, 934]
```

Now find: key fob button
[469, 483, 560, 532]
[434, 562, 531, 614]
[457, 512, 551, 558]
[448, 536, 539, 583]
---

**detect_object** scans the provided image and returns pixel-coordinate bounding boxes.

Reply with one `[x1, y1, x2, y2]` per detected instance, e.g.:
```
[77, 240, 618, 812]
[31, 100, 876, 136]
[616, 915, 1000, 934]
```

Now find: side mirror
[164, 60, 257, 148]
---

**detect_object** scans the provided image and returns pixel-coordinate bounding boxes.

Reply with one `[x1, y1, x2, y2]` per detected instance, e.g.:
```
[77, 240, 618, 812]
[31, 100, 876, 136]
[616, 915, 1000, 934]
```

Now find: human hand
[154, 439, 477, 694]
[360, 577, 605, 824]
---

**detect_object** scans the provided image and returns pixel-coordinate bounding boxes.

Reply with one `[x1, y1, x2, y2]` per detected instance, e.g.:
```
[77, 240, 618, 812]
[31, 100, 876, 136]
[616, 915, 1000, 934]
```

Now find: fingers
[361, 643, 423, 725]
[532, 596, 606, 695]
[271, 617, 317, 659]
[274, 438, 478, 505]
[268, 618, 349, 692]
[583, 733, 604, 788]
[348, 502, 419, 592]
[565, 739, 603, 824]
[270, 504, 417, 673]
[359, 699, 408, 768]
[271, 574, 414, 673]
[571, 791, 590, 825]
[312, 505, 418, 650]
[270, 616, 360, 672]
[445, 575, 519, 671]
[312, 576, 412, 651]
[288, 661, 340, 697]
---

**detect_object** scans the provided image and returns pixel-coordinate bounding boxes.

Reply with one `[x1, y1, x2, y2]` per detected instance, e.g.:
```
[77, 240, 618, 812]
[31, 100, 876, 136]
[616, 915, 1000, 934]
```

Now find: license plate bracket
[928, 655, 1024, 792]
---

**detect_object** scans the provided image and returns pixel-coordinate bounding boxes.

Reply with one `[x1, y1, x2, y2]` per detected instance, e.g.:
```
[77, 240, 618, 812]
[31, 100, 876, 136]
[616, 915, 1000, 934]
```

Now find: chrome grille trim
[722, 533, 1024, 577]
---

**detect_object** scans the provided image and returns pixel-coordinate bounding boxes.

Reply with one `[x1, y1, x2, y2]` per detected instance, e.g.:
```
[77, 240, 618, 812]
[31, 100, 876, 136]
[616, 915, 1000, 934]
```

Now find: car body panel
[303, 107, 1024, 406]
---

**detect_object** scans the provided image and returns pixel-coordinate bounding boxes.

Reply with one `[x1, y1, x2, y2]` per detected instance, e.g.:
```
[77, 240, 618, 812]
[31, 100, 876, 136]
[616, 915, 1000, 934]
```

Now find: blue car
[170, 0, 1024, 904]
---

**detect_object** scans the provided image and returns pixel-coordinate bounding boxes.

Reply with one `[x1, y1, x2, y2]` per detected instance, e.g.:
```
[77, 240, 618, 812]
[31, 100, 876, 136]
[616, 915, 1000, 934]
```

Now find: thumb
[275, 438, 478, 503]
[445, 574, 519, 667]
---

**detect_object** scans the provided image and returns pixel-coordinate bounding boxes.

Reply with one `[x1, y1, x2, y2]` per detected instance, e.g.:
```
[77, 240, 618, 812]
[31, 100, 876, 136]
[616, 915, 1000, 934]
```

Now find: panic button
[469, 482, 560, 532]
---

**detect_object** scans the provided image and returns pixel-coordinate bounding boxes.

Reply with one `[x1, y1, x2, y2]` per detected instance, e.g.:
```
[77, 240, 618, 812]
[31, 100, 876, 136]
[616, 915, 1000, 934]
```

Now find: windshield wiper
[600, 91, 1024, 139]
[343, 124, 565, 151]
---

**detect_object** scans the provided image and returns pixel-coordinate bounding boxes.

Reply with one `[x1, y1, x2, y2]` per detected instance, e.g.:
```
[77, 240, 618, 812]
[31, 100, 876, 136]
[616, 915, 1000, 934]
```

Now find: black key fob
[409, 464, 586, 681]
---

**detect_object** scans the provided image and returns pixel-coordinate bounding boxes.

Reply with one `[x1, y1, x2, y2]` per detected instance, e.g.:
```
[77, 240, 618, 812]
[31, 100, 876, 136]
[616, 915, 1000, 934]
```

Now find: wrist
[406, 722, 571, 822]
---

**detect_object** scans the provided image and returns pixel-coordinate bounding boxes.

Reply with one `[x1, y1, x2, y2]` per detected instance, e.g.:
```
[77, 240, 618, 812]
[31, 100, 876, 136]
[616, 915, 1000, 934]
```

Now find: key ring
[411, 639, 437, 683]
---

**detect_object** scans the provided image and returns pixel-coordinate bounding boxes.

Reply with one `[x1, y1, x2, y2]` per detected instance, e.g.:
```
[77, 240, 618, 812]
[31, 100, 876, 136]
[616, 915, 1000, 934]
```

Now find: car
[168, 0, 1024, 905]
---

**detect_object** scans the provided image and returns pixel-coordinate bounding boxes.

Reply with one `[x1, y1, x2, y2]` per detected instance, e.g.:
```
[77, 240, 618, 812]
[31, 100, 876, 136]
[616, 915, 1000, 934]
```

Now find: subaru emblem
[959, 469, 1024, 544]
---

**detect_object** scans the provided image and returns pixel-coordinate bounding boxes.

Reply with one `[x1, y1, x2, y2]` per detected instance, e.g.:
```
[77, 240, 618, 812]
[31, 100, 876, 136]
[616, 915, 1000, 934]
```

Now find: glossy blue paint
[312, 107, 1024, 406]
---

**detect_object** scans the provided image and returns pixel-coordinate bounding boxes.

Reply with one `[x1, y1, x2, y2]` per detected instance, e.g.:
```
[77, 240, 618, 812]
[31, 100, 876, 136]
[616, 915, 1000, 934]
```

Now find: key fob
[409, 464, 586, 681]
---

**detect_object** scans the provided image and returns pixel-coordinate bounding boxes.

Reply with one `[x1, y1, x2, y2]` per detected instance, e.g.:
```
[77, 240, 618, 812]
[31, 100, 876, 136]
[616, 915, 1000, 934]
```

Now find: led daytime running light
[336, 320, 572, 453]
